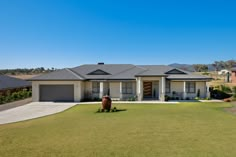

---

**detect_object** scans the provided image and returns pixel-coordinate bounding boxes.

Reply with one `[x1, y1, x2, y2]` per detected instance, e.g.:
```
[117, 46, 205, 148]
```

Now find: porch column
[32, 82, 39, 102]
[120, 82, 123, 100]
[183, 81, 187, 99]
[160, 77, 165, 101]
[206, 82, 210, 98]
[136, 77, 143, 101]
[99, 82, 104, 98]
[74, 81, 81, 102]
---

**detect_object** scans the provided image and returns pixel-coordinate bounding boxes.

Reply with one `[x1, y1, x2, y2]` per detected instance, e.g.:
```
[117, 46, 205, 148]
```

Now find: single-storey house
[29, 63, 211, 102]
[0, 75, 31, 95]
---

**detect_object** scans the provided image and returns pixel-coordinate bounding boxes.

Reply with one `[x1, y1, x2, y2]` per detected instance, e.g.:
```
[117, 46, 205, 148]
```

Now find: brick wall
[232, 71, 236, 83]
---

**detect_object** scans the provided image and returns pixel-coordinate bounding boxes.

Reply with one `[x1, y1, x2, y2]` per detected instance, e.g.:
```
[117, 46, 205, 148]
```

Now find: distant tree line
[211, 60, 236, 71]
[193, 60, 236, 72]
[0, 67, 58, 75]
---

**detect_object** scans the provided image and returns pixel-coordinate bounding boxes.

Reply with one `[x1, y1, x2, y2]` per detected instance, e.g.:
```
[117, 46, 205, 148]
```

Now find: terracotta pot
[223, 98, 231, 102]
[102, 96, 112, 111]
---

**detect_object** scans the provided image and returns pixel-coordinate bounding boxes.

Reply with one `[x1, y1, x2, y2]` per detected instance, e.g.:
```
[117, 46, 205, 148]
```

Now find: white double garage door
[39, 85, 74, 102]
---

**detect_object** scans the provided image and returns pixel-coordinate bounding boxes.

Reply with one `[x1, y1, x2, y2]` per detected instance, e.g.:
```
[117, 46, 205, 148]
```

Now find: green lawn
[0, 102, 236, 157]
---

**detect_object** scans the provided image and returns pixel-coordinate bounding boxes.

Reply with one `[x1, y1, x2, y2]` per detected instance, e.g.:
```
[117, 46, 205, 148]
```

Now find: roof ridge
[134, 65, 150, 75]
[65, 68, 84, 80]
[107, 65, 137, 78]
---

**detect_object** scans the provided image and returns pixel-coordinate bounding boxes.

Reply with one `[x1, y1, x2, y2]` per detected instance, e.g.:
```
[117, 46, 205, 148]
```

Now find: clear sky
[0, 0, 236, 69]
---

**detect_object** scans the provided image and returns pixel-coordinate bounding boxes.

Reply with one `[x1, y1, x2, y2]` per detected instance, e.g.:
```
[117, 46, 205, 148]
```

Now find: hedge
[0, 89, 32, 105]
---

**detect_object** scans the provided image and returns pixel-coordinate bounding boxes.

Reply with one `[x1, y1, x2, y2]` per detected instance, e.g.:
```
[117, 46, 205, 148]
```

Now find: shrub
[205, 97, 211, 100]
[220, 85, 232, 93]
[232, 86, 236, 94]
[0, 89, 32, 105]
[96, 107, 123, 113]
[81, 98, 93, 102]
[11, 92, 19, 100]
[112, 107, 117, 112]
[94, 97, 102, 101]
[165, 95, 169, 101]
[128, 96, 136, 101]
[214, 85, 220, 90]
[211, 89, 232, 99]
[0, 95, 5, 104]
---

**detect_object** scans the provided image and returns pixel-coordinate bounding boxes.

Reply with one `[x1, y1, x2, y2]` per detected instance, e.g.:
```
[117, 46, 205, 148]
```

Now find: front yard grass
[0, 102, 236, 157]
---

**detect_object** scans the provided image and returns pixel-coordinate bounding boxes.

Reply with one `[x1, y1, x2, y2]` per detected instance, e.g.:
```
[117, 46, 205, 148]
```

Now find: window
[122, 82, 133, 94]
[165, 81, 170, 93]
[92, 82, 100, 93]
[186, 82, 196, 93]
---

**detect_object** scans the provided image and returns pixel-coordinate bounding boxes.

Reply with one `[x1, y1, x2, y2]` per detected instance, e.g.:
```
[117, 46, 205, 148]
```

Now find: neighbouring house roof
[232, 67, 236, 72]
[29, 64, 211, 81]
[0, 75, 31, 90]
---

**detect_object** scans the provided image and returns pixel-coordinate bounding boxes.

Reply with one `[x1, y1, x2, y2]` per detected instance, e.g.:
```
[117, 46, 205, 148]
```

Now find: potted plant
[102, 95, 112, 111]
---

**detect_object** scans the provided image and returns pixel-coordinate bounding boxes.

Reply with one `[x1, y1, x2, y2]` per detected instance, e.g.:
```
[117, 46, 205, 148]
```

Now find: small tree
[197, 89, 200, 98]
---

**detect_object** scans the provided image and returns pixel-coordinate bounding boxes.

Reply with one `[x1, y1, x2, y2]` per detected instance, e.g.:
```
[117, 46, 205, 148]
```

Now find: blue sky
[0, 0, 236, 69]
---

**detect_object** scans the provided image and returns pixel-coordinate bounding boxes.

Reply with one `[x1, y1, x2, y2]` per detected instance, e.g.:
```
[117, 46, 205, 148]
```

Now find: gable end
[165, 69, 186, 74]
[87, 69, 111, 75]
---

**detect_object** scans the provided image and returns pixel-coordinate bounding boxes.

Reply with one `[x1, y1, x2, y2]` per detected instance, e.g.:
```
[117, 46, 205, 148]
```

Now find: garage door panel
[40, 85, 74, 102]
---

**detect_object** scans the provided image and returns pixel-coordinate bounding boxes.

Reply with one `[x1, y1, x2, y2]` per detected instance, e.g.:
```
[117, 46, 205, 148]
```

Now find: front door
[143, 82, 152, 98]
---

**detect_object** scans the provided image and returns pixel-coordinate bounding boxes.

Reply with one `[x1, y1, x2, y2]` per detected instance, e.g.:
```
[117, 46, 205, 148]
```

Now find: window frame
[122, 82, 133, 94]
[186, 81, 196, 93]
[165, 81, 171, 93]
[92, 82, 100, 94]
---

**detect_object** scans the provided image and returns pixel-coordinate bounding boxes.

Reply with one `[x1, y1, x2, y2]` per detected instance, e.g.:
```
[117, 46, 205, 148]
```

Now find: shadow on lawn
[95, 108, 127, 113]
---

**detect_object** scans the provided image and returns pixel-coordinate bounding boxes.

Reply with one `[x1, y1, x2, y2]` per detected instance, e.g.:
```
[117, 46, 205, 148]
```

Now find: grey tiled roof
[136, 65, 177, 76]
[167, 74, 211, 80]
[0, 75, 31, 90]
[29, 69, 84, 81]
[29, 64, 211, 81]
[71, 64, 136, 80]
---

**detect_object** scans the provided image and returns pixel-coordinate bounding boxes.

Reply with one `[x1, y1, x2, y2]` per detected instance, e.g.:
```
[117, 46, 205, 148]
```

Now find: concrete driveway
[0, 102, 77, 125]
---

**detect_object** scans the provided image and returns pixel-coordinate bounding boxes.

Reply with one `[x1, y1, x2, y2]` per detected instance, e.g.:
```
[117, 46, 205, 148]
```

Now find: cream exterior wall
[32, 81, 82, 102]
[196, 81, 206, 98]
[170, 81, 184, 93]
[167, 81, 207, 98]
[32, 79, 208, 102]
[82, 81, 136, 100]
[109, 82, 120, 98]
[84, 81, 99, 98]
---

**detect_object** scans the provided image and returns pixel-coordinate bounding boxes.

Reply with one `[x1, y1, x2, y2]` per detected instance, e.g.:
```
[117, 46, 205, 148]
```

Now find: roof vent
[98, 62, 104, 65]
